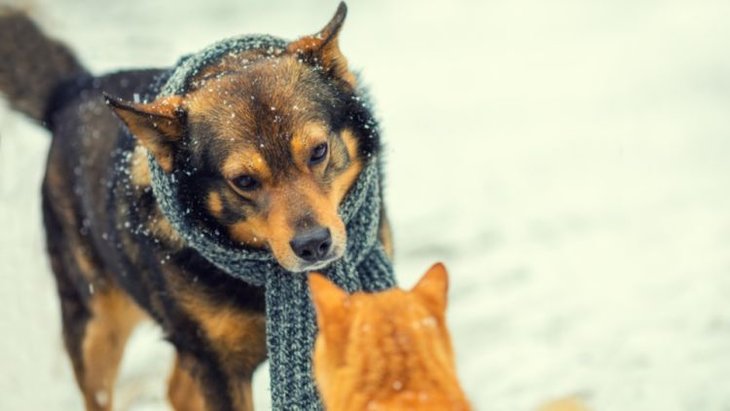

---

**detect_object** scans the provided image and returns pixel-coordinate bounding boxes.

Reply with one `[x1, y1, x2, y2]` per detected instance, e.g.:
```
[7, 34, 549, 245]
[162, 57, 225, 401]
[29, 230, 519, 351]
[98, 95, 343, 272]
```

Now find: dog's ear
[411, 262, 449, 316]
[308, 273, 350, 330]
[286, 2, 356, 88]
[105, 94, 184, 173]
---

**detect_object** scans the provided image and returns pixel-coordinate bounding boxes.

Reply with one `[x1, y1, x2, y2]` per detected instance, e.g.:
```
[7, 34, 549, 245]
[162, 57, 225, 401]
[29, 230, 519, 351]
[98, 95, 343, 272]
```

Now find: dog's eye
[231, 175, 260, 192]
[309, 143, 328, 165]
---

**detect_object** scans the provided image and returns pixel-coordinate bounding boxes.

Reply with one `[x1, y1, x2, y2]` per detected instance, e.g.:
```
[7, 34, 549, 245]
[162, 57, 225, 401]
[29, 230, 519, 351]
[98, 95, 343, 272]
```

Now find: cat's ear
[309, 273, 350, 328]
[411, 262, 449, 316]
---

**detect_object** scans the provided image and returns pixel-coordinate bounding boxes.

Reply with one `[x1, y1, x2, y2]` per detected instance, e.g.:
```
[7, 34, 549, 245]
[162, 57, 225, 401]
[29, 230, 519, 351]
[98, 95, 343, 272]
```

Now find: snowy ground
[2, 0, 730, 410]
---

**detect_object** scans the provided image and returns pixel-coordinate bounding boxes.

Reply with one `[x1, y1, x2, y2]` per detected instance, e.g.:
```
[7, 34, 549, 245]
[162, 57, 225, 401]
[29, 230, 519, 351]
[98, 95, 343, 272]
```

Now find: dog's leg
[164, 281, 267, 411]
[168, 353, 207, 411]
[230, 377, 255, 411]
[73, 288, 143, 411]
[45, 202, 137, 410]
[49, 249, 92, 394]
[167, 350, 257, 411]
[53, 260, 143, 411]
[164, 305, 266, 411]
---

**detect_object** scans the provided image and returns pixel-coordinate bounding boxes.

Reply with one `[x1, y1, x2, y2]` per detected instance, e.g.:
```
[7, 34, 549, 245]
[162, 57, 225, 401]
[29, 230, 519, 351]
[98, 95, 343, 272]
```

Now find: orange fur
[309, 263, 471, 411]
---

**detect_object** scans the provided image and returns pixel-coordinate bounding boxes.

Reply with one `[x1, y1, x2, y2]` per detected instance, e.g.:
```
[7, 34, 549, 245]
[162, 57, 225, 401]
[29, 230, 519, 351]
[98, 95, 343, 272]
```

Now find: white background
[2, 0, 730, 409]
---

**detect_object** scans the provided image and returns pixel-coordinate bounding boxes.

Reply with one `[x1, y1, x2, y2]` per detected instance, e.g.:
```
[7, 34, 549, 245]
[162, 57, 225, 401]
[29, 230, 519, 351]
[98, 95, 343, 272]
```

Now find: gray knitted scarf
[148, 35, 395, 409]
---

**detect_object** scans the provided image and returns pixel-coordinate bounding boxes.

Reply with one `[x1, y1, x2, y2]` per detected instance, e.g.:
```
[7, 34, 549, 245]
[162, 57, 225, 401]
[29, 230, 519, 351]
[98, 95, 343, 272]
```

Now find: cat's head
[308, 263, 459, 409]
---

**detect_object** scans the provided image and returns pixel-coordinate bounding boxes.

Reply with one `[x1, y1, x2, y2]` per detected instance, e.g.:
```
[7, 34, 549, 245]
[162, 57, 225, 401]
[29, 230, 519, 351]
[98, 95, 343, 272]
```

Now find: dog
[0, 3, 392, 410]
[308, 263, 471, 411]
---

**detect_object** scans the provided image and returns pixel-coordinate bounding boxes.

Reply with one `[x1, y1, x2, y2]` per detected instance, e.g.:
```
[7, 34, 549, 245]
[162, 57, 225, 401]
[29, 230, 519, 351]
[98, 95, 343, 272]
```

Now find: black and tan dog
[0, 3, 392, 410]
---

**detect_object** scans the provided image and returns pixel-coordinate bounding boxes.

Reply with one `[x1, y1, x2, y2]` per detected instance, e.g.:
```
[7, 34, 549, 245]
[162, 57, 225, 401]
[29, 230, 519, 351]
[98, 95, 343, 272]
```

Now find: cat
[308, 263, 472, 411]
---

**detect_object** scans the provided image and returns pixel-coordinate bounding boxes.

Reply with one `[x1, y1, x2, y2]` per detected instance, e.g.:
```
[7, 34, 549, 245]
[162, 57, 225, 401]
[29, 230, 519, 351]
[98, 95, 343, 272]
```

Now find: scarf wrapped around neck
[147, 35, 395, 409]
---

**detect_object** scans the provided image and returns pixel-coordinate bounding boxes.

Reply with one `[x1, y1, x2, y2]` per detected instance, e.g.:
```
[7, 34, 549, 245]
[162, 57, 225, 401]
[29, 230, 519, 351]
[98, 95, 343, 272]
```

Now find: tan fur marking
[229, 215, 270, 249]
[221, 150, 271, 181]
[207, 191, 224, 217]
[130, 144, 152, 187]
[149, 213, 184, 248]
[329, 129, 362, 205]
[72, 246, 96, 282]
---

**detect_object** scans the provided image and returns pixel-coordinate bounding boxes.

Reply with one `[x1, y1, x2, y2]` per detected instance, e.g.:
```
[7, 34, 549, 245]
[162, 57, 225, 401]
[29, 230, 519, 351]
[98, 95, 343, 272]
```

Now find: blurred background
[2, 0, 730, 410]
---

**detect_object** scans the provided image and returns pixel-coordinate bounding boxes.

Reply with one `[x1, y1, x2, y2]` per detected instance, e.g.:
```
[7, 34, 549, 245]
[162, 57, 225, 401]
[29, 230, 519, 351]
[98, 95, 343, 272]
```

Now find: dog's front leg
[165, 293, 267, 411]
[167, 353, 208, 411]
[168, 347, 263, 411]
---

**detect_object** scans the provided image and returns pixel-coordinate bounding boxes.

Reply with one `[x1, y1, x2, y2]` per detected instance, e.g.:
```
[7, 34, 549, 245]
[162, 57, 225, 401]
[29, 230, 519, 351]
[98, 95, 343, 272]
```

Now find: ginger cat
[308, 263, 471, 411]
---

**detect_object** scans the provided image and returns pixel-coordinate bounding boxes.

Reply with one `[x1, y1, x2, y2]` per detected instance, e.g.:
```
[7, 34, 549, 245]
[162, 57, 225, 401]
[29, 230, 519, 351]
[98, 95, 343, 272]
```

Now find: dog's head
[107, 3, 379, 272]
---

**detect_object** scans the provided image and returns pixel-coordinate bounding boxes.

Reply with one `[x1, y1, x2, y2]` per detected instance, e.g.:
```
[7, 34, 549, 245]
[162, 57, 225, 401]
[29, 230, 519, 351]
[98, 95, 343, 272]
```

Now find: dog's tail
[0, 8, 88, 125]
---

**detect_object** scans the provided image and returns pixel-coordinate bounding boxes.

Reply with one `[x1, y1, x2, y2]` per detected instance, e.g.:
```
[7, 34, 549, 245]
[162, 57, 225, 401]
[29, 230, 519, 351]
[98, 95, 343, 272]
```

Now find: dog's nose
[290, 227, 332, 262]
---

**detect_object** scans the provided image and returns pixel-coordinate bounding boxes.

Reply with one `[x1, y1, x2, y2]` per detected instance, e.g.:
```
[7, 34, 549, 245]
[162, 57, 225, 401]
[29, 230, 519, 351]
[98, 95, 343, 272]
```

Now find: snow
[2, 0, 730, 410]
